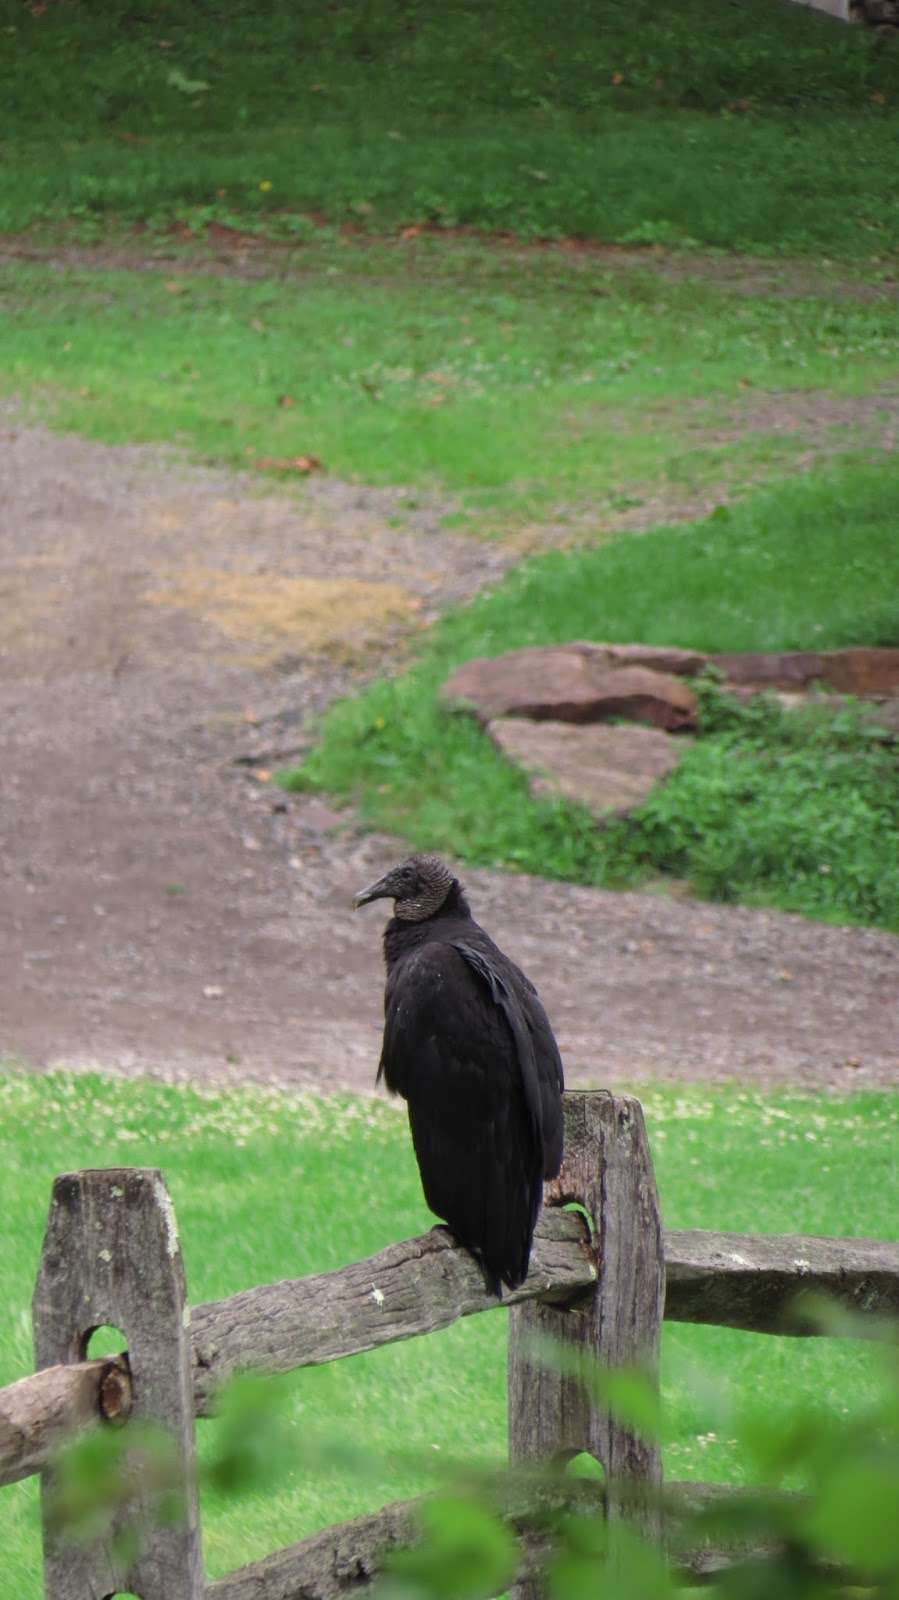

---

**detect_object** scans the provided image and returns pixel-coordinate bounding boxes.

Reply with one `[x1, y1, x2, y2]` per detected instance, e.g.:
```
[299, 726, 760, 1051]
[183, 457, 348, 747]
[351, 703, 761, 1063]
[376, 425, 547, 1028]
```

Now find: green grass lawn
[288, 460, 899, 931]
[2, 242, 896, 525]
[1, 0, 898, 255]
[1, 1070, 896, 1592]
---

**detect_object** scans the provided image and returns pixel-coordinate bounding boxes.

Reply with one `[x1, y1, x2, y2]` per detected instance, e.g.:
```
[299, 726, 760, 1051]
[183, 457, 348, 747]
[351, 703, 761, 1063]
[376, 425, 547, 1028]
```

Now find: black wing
[454, 937, 565, 1182]
[378, 940, 547, 1291]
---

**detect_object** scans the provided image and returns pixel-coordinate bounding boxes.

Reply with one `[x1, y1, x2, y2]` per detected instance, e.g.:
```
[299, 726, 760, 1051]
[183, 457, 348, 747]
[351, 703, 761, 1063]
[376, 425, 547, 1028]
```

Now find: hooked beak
[353, 872, 394, 910]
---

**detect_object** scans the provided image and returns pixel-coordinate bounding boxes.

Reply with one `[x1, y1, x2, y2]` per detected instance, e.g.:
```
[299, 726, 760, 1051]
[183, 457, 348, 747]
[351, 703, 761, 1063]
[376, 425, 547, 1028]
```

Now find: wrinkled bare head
[354, 854, 457, 922]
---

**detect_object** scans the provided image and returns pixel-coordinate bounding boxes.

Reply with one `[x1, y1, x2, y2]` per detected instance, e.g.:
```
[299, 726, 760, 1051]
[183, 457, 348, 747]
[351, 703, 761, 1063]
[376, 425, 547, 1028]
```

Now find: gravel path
[1, 421, 896, 1095]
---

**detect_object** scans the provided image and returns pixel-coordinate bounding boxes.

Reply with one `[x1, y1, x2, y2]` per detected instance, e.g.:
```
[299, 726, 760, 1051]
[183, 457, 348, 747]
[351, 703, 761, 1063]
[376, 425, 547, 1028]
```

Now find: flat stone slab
[442, 643, 899, 738]
[441, 646, 698, 730]
[711, 648, 899, 696]
[487, 719, 693, 819]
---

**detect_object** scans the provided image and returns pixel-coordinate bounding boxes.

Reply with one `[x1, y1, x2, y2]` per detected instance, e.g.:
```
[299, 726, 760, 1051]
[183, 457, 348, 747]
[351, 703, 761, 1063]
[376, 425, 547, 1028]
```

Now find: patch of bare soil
[503, 386, 899, 551]
[2, 227, 897, 305]
[1, 420, 896, 1095]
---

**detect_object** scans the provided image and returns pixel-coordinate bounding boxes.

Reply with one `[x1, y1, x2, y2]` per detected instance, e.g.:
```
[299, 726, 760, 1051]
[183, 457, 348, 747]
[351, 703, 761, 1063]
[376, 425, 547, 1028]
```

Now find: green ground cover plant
[1, 1070, 896, 1591]
[1, 0, 897, 254]
[289, 462, 899, 931]
[1, 246, 896, 523]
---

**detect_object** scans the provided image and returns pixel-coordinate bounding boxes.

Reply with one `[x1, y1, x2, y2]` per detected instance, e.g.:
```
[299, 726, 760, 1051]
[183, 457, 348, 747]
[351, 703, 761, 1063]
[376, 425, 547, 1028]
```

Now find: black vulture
[355, 853, 564, 1295]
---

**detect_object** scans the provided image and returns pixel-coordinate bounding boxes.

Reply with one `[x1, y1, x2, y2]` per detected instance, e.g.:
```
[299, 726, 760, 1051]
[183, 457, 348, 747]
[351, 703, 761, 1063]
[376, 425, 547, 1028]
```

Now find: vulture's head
[354, 854, 457, 922]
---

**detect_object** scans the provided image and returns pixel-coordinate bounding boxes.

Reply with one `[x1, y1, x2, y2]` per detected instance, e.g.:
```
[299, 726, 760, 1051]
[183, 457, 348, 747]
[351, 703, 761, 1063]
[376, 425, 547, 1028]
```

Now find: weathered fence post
[508, 1091, 665, 1593]
[32, 1168, 203, 1600]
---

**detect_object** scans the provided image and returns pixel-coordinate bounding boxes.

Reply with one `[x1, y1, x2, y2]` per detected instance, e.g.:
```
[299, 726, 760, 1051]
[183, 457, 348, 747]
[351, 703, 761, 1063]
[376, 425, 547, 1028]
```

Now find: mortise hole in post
[564, 1450, 606, 1481]
[82, 1323, 128, 1360]
[103, 1592, 142, 1599]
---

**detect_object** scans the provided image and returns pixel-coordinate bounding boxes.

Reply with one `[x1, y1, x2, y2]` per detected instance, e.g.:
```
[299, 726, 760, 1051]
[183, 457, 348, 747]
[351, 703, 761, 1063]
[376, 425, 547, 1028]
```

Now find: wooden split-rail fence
[2, 1089, 899, 1599]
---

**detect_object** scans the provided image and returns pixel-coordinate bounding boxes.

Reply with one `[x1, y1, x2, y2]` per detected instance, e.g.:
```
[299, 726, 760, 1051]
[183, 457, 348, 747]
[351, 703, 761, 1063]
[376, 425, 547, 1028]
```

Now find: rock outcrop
[442, 642, 899, 824]
[440, 644, 699, 731]
[487, 719, 693, 819]
[710, 648, 899, 697]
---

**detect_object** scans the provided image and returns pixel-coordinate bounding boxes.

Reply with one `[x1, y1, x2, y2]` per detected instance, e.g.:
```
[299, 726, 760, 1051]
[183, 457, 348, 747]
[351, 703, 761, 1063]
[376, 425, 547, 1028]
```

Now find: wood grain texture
[32, 1167, 203, 1600]
[665, 1229, 899, 1333]
[206, 1477, 801, 1600]
[508, 1090, 665, 1598]
[190, 1225, 899, 1412]
[207, 1478, 599, 1600]
[191, 1206, 596, 1413]
[10, 1211, 897, 1488]
[207, 1496, 419, 1600]
[0, 1356, 130, 1489]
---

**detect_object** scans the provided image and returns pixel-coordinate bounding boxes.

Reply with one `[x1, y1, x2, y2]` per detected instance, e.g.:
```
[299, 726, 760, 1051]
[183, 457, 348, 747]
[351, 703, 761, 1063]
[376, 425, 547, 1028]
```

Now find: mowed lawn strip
[1, 245, 896, 522]
[1, 0, 897, 254]
[1, 1071, 896, 1588]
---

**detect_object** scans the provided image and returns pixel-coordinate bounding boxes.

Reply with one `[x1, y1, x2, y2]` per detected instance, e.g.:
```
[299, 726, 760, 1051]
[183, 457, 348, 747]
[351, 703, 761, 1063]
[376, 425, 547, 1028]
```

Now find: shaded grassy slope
[1, 0, 897, 252]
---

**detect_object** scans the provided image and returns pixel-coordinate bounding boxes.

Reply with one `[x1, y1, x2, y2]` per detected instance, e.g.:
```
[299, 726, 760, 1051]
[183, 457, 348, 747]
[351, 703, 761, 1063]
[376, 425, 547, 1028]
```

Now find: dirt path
[3, 228, 897, 304]
[1, 420, 897, 1094]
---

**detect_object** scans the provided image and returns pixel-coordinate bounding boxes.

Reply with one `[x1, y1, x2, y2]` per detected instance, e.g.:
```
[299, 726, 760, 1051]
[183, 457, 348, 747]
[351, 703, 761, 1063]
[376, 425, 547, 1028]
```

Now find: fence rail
[202, 1477, 802, 1600]
[3, 1089, 897, 1598]
[6, 1222, 897, 1490]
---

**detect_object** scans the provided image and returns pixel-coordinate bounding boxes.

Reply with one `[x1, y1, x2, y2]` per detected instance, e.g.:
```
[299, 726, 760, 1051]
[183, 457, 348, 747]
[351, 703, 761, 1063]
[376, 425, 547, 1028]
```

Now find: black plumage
[355, 854, 564, 1295]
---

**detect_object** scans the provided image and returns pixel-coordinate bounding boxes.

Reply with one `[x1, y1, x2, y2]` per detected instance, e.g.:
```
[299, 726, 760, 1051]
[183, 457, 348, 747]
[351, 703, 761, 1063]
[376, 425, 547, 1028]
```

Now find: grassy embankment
[1, 0, 898, 255]
[2, 1071, 896, 1591]
[289, 460, 899, 931]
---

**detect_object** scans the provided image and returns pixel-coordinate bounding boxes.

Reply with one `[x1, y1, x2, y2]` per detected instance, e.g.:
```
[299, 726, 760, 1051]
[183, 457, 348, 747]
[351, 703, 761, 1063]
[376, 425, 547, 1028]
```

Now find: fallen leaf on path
[255, 454, 324, 474]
